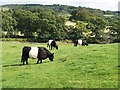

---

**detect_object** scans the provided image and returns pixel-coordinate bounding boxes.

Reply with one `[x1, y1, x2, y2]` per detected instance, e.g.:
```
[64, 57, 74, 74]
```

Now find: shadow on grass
[2, 61, 51, 67]
[2, 63, 38, 67]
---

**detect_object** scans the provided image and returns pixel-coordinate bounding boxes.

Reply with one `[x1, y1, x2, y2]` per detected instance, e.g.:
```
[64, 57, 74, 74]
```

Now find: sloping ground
[2, 42, 118, 88]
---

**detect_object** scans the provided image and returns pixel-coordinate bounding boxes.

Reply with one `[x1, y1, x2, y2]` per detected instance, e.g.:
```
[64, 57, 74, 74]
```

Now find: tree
[2, 11, 17, 38]
[67, 27, 84, 41]
[87, 17, 109, 43]
[69, 9, 95, 22]
[13, 9, 39, 37]
[109, 19, 120, 42]
[34, 10, 67, 41]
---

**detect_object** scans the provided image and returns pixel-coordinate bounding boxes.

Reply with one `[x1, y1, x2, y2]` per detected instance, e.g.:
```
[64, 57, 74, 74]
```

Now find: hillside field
[2, 41, 118, 88]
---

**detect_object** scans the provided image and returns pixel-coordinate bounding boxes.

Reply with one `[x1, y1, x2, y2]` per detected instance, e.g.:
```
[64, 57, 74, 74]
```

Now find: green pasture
[2, 41, 118, 88]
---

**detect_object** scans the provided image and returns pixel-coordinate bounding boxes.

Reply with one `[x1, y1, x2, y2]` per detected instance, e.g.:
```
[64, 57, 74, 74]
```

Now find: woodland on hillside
[1, 4, 119, 43]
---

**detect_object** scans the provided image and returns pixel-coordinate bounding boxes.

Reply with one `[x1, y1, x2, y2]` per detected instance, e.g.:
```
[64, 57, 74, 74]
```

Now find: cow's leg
[22, 59, 28, 65]
[40, 59, 42, 63]
[22, 59, 26, 65]
[26, 59, 28, 65]
[23, 60, 25, 65]
[51, 46, 52, 50]
[37, 59, 40, 64]
[48, 45, 50, 50]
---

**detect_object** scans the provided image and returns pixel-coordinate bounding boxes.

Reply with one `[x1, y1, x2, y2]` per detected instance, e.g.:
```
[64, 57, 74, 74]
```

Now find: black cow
[21, 46, 54, 65]
[47, 40, 58, 50]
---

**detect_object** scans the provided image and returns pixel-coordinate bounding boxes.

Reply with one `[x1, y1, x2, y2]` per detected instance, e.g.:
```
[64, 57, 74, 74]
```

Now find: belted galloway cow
[47, 40, 58, 50]
[74, 39, 88, 46]
[21, 46, 54, 65]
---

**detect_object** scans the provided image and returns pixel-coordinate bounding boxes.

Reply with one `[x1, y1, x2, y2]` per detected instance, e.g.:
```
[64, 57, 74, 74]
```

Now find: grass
[2, 41, 118, 88]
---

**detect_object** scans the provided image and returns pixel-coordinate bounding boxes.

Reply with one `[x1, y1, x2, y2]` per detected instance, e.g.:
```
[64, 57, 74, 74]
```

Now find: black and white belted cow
[21, 46, 54, 65]
[47, 40, 58, 50]
[73, 39, 88, 46]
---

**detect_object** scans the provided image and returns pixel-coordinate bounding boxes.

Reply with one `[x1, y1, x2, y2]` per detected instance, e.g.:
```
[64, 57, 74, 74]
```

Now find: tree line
[1, 4, 119, 43]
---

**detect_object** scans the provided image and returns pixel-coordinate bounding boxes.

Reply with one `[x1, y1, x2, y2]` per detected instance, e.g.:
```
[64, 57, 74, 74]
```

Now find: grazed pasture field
[2, 41, 118, 88]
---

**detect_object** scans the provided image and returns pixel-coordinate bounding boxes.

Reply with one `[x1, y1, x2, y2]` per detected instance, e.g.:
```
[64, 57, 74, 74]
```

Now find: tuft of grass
[2, 41, 118, 88]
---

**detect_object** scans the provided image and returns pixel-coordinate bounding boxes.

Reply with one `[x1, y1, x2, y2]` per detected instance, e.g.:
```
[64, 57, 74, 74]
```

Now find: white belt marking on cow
[78, 39, 82, 45]
[48, 40, 53, 45]
[29, 47, 38, 59]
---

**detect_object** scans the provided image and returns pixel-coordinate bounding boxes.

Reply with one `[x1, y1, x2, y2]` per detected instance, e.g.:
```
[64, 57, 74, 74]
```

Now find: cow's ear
[52, 53, 54, 55]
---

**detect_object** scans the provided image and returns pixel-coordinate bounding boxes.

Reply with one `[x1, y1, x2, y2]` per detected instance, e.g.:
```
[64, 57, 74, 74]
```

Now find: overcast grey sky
[0, 0, 119, 11]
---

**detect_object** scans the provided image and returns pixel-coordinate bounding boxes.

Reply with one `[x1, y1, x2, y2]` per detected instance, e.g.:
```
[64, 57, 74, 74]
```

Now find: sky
[0, 0, 119, 11]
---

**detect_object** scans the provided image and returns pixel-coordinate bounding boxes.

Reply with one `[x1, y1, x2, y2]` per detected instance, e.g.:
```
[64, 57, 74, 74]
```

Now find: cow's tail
[21, 55, 23, 62]
[21, 50, 24, 63]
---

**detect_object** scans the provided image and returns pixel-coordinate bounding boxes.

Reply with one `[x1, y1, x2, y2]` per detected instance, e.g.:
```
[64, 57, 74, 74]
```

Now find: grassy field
[2, 41, 118, 88]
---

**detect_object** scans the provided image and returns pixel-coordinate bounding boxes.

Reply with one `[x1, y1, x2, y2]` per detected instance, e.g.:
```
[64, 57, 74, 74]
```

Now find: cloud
[77, 0, 118, 11]
[70, 0, 119, 11]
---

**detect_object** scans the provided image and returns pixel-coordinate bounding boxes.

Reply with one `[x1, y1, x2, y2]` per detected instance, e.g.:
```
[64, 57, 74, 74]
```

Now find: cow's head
[49, 53, 54, 61]
[56, 45, 58, 49]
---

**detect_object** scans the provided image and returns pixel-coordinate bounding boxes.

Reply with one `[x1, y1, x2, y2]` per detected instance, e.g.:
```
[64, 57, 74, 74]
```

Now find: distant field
[2, 41, 118, 88]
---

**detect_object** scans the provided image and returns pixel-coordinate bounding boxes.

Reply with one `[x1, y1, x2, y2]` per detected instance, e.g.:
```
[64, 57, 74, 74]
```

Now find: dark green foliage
[2, 11, 17, 38]
[86, 17, 110, 43]
[67, 27, 84, 41]
[13, 9, 39, 37]
[70, 9, 92, 21]
[1, 4, 118, 43]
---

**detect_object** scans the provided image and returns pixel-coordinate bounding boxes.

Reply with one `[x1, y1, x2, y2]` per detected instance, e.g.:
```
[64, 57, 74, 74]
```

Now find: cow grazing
[21, 46, 54, 65]
[47, 40, 58, 50]
[74, 39, 88, 46]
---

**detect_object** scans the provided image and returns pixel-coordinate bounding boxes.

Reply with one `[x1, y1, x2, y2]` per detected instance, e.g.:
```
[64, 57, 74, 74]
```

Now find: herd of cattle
[21, 39, 89, 65]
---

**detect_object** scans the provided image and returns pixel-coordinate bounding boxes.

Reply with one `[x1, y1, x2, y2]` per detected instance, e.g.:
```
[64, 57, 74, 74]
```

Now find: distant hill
[113, 11, 120, 14]
[1, 4, 115, 16]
